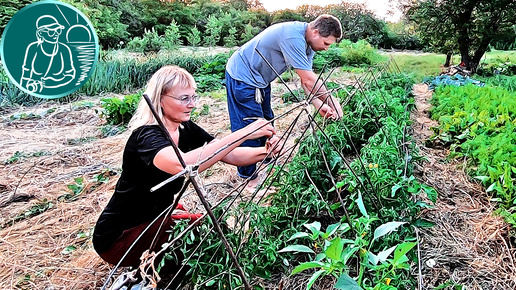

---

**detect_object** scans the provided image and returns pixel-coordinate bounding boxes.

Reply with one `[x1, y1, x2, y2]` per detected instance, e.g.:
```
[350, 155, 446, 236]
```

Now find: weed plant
[430, 83, 516, 223]
[100, 91, 141, 126]
[174, 72, 428, 289]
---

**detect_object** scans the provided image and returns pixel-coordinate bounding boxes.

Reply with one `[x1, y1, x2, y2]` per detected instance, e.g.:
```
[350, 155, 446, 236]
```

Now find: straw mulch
[0, 100, 129, 289]
[411, 84, 516, 289]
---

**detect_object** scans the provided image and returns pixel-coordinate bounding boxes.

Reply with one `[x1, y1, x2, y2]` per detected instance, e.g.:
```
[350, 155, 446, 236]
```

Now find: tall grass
[482, 49, 516, 63]
[79, 50, 228, 96]
[382, 52, 453, 81]
[0, 66, 43, 107]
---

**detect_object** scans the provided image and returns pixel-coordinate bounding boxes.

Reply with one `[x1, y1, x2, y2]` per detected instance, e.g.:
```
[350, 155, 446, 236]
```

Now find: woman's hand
[243, 118, 276, 140]
[266, 135, 283, 158]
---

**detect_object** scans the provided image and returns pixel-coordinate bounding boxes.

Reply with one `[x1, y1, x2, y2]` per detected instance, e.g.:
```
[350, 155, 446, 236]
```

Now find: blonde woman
[93, 65, 278, 285]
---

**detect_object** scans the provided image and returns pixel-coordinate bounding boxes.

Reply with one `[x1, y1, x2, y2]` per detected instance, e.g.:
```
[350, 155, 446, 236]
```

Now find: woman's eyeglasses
[163, 94, 200, 105]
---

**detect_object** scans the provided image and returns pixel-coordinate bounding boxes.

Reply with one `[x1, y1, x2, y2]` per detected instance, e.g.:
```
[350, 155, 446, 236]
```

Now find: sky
[259, 0, 403, 22]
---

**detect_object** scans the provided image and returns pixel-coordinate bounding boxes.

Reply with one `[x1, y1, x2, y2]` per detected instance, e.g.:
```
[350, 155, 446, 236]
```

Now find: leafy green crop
[430, 83, 516, 218]
[170, 72, 427, 289]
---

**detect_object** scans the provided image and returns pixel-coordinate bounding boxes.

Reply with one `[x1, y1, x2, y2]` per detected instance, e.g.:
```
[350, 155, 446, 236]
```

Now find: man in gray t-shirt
[225, 14, 344, 186]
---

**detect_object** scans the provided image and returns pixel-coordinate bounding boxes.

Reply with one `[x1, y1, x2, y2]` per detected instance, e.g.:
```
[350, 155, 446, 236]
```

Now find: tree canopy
[404, 0, 516, 71]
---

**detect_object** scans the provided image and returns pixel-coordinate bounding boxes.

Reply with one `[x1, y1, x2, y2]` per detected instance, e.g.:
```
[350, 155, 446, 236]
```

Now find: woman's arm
[153, 119, 275, 175]
[221, 135, 283, 166]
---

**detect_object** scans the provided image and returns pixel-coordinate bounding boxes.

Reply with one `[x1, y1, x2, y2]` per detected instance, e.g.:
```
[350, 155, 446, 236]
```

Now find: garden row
[166, 67, 433, 289]
[427, 74, 516, 227]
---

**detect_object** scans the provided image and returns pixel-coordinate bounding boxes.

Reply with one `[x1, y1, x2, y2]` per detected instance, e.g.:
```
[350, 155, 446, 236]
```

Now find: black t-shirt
[93, 121, 214, 253]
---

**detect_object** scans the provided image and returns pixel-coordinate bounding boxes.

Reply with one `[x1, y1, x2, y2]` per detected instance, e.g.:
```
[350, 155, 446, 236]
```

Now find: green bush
[313, 40, 385, 72]
[186, 26, 202, 46]
[127, 27, 162, 53]
[163, 20, 182, 49]
[339, 39, 384, 66]
[477, 60, 516, 77]
[193, 52, 231, 92]
[100, 91, 141, 126]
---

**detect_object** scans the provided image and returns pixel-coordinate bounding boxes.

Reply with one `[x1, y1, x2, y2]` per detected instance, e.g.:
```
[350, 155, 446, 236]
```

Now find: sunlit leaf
[373, 222, 406, 242]
[278, 245, 315, 254]
[325, 237, 344, 260]
[377, 245, 397, 263]
[287, 232, 310, 242]
[393, 241, 417, 264]
[306, 269, 326, 290]
[356, 190, 368, 218]
[291, 261, 326, 275]
[303, 221, 322, 236]
[334, 273, 362, 289]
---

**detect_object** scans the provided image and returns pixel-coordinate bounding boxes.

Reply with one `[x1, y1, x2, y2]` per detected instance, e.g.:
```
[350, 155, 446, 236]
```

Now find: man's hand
[318, 103, 338, 120]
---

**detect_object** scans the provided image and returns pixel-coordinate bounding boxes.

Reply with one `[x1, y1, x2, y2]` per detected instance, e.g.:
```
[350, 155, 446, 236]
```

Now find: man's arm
[295, 69, 343, 120]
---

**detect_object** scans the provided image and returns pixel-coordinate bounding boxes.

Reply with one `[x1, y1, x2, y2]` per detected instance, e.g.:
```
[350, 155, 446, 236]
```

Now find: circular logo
[0, 0, 99, 99]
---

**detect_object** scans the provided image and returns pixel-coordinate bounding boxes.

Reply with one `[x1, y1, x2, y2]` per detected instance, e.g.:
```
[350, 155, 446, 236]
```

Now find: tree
[271, 9, 306, 24]
[326, 3, 389, 47]
[403, 0, 516, 72]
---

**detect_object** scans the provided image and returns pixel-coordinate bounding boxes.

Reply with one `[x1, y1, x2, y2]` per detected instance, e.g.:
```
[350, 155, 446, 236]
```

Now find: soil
[0, 80, 514, 289]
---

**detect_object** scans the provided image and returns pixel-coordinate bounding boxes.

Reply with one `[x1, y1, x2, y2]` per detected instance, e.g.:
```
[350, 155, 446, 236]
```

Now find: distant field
[380, 50, 516, 81]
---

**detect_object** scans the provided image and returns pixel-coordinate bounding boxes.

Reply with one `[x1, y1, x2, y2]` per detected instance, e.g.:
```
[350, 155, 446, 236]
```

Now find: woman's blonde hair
[128, 65, 197, 130]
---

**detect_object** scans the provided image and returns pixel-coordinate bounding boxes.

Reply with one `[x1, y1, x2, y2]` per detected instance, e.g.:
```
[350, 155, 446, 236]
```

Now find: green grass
[383, 50, 516, 82]
[482, 49, 516, 63]
[381, 52, 451, 81]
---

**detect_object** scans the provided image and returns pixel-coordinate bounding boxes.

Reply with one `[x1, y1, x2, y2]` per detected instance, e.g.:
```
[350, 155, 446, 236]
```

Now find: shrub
[100, 91, 142, 126]
[313, 40, 384, 72]
[127, 27, 163, 53]
[164, 20, 182, 49]
[186, 26, 202, 46]
[339, 39, 383, 66]
[477, 61, 516, 77]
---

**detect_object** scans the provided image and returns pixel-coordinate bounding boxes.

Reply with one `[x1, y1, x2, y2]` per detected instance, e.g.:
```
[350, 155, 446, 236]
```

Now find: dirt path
[411, 84, 516, 289]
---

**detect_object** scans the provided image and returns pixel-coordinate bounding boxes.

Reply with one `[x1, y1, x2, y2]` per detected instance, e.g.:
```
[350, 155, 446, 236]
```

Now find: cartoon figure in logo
[20, 15, 76, 93]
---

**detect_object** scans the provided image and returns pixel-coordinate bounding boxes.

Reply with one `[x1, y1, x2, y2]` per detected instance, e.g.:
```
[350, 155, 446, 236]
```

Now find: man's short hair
[310, 14, 342, 40]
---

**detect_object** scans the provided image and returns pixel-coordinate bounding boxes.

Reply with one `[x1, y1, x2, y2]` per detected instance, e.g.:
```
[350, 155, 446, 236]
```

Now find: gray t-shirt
[226, 21, 314, 88]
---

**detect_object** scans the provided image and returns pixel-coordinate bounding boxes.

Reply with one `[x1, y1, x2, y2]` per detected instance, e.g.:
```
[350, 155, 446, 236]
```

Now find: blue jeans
[225, 71, 274, 179]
